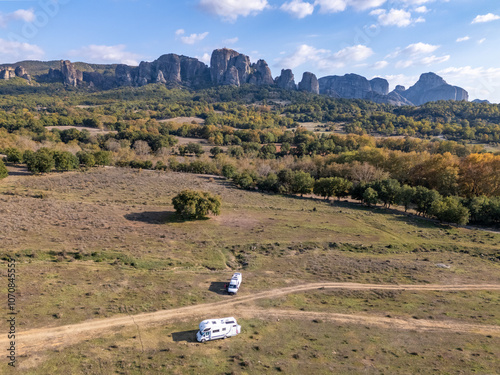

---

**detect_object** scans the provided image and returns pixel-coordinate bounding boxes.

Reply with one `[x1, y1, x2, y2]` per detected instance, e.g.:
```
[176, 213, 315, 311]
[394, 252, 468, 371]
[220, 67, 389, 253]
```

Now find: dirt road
[4, 282, 500, 356]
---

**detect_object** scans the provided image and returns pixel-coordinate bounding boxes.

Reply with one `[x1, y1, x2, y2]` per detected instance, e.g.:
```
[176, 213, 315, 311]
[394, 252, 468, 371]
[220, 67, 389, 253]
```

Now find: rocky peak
[319, 74, 372, 99]
[210, 48, 241, 85]
[275, 69, 296, 90]
[298, 72, 319, 94]
[369, 78, 389, 95]
[0, 67, 16, 80]
[401, 72, 468, 105]
[60, 60, 83, 87]
[248, 59, 274, 86]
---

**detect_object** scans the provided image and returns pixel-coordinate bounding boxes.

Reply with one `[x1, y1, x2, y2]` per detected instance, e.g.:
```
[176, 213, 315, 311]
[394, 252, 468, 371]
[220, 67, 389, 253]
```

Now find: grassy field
[0, 168, 499, 373]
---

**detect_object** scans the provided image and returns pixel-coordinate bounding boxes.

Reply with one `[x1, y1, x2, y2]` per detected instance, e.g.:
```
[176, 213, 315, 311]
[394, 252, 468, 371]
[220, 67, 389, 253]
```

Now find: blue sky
[1, 0, 500, 102]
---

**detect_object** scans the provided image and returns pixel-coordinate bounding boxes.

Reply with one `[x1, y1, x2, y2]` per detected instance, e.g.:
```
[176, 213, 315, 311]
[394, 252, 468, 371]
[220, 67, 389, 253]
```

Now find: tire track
[4, 282, 500, 355]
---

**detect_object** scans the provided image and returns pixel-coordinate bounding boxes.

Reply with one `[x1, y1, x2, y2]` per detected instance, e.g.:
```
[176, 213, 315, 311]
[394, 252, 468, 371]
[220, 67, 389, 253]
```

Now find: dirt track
[5, 282, 500, 356]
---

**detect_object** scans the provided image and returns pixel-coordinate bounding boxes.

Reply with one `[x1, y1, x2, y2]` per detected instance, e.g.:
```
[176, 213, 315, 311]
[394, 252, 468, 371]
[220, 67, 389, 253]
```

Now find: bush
[53, 151, 79, 171]
[0, 159, 8, 179]
[93, 151, 112, 166]
[76, 151, 96, 167]
[4, 147, 22, 163]
[172, 190, 221, 219]
[26, 148, 55, 174]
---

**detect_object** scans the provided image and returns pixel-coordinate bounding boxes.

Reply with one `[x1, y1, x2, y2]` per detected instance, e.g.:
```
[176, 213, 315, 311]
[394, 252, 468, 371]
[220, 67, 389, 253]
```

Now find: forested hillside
[1, 83, 500, 227]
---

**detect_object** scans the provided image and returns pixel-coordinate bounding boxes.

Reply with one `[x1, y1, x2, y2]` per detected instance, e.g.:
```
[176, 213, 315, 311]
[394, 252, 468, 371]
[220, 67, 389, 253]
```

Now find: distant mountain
[472, 99, 491, 104]
[0, 48, 470, 106]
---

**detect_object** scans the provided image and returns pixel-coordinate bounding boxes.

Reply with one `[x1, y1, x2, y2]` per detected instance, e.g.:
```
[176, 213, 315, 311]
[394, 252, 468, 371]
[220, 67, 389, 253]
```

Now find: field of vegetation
[0, 168, 499, 374]
[0, 83, 500, 373]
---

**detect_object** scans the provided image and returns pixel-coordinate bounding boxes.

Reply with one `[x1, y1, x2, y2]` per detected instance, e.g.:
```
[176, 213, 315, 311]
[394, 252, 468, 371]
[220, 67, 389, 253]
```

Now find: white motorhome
[196, 317, 241, 342]
[227, 272, 242, 295]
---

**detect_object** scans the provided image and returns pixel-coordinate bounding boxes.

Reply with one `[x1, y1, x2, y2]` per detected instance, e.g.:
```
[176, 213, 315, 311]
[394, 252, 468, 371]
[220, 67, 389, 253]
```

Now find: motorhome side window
[203, 328, 210, 332]
[213, 329, 220, 333]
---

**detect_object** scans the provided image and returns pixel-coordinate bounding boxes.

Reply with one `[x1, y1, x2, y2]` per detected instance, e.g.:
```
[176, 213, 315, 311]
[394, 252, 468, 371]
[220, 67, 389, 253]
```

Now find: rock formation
[60, 60, 83, 87]
[298, 72, 319, 94]
[398, 72, 468, 106]
[0, 67, 16, 80]
[275, 69, 296, 90]
[0, 49, 470, 106]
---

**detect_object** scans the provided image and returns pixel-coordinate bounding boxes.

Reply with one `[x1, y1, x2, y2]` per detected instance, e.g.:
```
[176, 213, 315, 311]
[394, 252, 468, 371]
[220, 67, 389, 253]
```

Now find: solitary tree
[172, 190, 221, 220]
[26, 148, 55, 174]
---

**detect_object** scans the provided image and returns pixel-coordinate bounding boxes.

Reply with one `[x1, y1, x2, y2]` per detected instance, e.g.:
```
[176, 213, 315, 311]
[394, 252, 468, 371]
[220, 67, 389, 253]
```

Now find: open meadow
[1, 168, 499, 374]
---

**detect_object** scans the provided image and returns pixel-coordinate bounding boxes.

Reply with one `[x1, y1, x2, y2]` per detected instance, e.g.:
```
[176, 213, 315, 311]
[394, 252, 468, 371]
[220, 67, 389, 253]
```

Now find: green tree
[4, 147, 22, 163]
[373, 179, 401, 208]
[396, 185, 416, 212]
[0, 159, 8, 179]
[413, 186, 442, 217]
[363, 187, 378, 207]
[222, 164, 237, 179]
[290, 171, 314, 196]
[26, 148, 55, 174]
[186, 142, 204, 157]
[172, 190, 221, 220]
[53, 151, 79, 171]
[431, 196, 470, 225]
[93, 151, 112, 166]
[76, 151, 96, 167]
[210, 146, 223, 157]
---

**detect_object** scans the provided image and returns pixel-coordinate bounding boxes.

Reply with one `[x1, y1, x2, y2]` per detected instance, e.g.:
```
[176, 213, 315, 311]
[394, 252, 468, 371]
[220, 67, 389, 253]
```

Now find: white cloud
[414, 6, 428, 13]
[223, 37, 239, 44]
[314, 0, 386, 13]
[456, 36, 470, 42]
[372, 60, 389, 69]
[438, 66, 500, 102]
[0, 8, 35, 28]
[281, 0, 315, 19]
[68, 45, 141, 66]
[198, 53, 211, 64]
[175, 29, 185, 36]
[371, 8, 423, 27]
[478, 38, 486, 44]
[0, 38, 44, 61]
[277, 44, 373, 71]
[180, 31, 209, 45]
[199, 0, 269, 21]
[472, 13, 500, 24]
[388, 42, 448, 68]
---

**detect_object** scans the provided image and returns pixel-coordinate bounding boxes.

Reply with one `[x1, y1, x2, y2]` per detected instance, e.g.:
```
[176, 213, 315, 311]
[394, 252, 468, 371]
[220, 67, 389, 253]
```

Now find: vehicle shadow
[209, 281, 227, 295]
[171, 330, 199, 343]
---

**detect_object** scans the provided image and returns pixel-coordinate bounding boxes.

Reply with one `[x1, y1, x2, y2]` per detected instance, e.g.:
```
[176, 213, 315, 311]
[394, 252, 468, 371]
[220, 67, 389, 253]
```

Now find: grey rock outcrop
[209, 49, 273, 87]
[0, 67, 16, 80]
[369, 78, 389, 95]
[399, 72, 468, 105]
[298, 72, 319, 94]
[60, 60, 83, 87]
[14, 66, 31, 81]
[472, 99, 491, 104]
[248, 59, 274, 86]
[115, 64, 134, 86]
[275, 69, 296, 90]
[319, 74, 381, 99]
[210, 48, 241, 85]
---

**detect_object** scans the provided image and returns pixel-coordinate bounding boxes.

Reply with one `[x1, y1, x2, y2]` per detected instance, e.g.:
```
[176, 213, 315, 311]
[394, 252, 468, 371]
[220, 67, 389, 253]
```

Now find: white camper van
[196, 317, 241, 343]
[227, 272, 242, 295]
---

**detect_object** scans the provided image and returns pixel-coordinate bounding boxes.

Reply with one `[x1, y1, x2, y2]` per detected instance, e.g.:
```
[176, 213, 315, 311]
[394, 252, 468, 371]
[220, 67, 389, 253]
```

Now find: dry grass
[0, 167, 499, 373]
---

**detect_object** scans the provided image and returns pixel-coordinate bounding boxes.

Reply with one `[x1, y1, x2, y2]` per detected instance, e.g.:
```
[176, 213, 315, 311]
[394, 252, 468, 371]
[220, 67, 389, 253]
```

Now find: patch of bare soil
[45, 126, 116, 134]
[158, 117, 205, 124]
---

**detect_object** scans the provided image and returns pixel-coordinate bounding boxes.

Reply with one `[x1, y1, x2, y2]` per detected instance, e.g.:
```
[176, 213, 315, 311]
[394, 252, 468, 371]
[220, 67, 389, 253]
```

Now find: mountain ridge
[0, 48, 469, 106]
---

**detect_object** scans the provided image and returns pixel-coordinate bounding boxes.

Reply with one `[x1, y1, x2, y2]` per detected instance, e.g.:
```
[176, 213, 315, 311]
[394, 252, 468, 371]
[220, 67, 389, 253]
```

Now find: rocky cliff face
[275, 69, 296, 90]
[298, 72, 319, 94]
[208, 49, 274, 87]
[319, 74, 374, 99]
[3, 49, 470, 106]
[60, 60, 83, 87]
[398, 72, 469, 105]
[0, 66, 31, 82]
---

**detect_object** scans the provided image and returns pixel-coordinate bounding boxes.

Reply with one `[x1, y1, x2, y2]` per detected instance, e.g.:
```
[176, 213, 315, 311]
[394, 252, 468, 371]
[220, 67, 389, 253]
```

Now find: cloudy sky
[1, 0, 500, 102]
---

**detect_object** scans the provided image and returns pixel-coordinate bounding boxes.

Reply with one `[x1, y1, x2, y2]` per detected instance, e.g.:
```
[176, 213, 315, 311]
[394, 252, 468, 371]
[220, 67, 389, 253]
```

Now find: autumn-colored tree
[459, 153, 500, 197]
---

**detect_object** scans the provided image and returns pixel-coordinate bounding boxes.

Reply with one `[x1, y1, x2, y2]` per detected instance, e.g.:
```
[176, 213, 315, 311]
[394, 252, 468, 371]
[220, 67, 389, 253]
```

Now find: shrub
[172, 190, 221, 219]
[0, 159, 8, 179]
